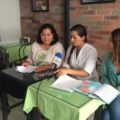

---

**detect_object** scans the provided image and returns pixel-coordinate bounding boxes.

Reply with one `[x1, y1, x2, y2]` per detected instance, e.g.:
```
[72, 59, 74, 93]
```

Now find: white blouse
[63, 43, 98, 81]
[27, 41, 65, 66]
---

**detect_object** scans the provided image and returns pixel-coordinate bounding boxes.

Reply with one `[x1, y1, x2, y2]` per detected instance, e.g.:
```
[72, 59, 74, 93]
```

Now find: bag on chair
[0, 47, 9, 69]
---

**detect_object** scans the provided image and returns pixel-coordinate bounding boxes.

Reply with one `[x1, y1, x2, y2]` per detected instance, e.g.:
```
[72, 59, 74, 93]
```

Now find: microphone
[52, 52, 62, 70]
[38, 53, 62, 79]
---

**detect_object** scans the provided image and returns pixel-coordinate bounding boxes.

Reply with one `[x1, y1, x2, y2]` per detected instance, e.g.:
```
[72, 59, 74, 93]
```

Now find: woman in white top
[56, 24, 98, 81]
[22, 23, 65, 72]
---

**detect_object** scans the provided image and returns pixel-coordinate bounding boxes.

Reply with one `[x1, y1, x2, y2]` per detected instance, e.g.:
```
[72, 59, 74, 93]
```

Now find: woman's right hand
[22, 61, 31, 67]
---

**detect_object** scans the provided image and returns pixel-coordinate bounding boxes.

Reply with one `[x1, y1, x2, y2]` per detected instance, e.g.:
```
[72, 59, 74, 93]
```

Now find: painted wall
[0, 0, 21, 44]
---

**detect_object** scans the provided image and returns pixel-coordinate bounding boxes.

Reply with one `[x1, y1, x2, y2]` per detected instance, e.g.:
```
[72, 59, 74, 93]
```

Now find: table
[0, 67, 43, 120]
[0, 42, 31, 63]
[23, 77, 104, 120]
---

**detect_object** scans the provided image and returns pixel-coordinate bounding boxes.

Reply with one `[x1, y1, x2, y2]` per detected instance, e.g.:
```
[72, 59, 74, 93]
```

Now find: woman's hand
[55, 68, 89, 77]
[34, 64, 52, 72]
[22, 61, 31, 67]
[55, 68, 70, 77]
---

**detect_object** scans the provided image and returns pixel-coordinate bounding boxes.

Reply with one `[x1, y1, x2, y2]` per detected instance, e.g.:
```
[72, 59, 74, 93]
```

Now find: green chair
[12, 44, 30, 66]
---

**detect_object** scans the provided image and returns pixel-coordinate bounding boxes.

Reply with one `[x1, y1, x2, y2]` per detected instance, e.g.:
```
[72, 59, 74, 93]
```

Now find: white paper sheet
[50, 75, 81, 92]
[94, 84, 120, 104]
[16, 66, 37, 73]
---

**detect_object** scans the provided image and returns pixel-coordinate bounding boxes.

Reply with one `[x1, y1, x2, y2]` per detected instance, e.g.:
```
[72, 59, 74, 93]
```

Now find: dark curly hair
[37, 23, 59, 45]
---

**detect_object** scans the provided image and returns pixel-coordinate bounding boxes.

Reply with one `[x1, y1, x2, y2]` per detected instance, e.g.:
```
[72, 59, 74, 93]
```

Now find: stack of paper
[50, 75, 81, 92]
[72, 80, 120, 104]
[16, 65, 37, 73]
[51, 75, 120, 104]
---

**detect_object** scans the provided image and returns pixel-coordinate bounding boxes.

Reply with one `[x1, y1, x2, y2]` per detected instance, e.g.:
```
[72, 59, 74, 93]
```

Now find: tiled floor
[0, 95, 94, 120]
[0, 95, 26, 120]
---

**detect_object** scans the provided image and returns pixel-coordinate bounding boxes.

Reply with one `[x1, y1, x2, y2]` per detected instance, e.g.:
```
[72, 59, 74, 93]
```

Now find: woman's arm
[34, 64, 52, 72]
[22, 48, 33, 66]
[22, 43, 34, 66]
[100, 53, 111, 84]
[56, 68, 89, 77]
[100, 63, 110, 84]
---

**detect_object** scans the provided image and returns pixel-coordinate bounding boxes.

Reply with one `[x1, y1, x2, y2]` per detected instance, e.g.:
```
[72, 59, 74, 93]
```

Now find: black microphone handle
[51, 63, 57, 70]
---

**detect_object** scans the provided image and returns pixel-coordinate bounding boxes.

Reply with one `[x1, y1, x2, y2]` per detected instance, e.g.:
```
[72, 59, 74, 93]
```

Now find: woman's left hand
[34, 66, 45, 72]
[34, 64, 52, 72]
[34, 65, 50, 72]
[55, 68, 70, 77]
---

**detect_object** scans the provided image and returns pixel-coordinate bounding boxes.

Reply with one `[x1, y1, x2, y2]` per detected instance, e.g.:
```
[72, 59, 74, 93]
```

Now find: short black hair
[37, 23, 59, 45]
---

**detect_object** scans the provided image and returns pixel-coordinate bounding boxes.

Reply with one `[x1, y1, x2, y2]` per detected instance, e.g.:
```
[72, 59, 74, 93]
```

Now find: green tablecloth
[23, 77, 104, 120]
[0, 43, 31, 62]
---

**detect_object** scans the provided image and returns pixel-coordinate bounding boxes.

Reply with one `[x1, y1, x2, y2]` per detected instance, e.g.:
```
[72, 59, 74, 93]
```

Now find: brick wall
[19, 0, 64, 43]
[70, 0, 120, 56]
[20, 0, 120, 57]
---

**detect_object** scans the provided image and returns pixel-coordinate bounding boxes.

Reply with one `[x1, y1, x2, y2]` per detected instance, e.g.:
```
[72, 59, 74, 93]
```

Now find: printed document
[51, 75, 120, 104]
[50, 75, 81, 92]
[94, 84, 120, 104]
[73, 81, 120, 104]
[16, 65, 37, 73]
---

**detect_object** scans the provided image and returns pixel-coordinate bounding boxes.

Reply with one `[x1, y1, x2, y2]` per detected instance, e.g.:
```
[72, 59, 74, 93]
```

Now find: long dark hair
[68, 24, 87, 64]
[37, 23, 59, 45]
[111, 28, 120, 64]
